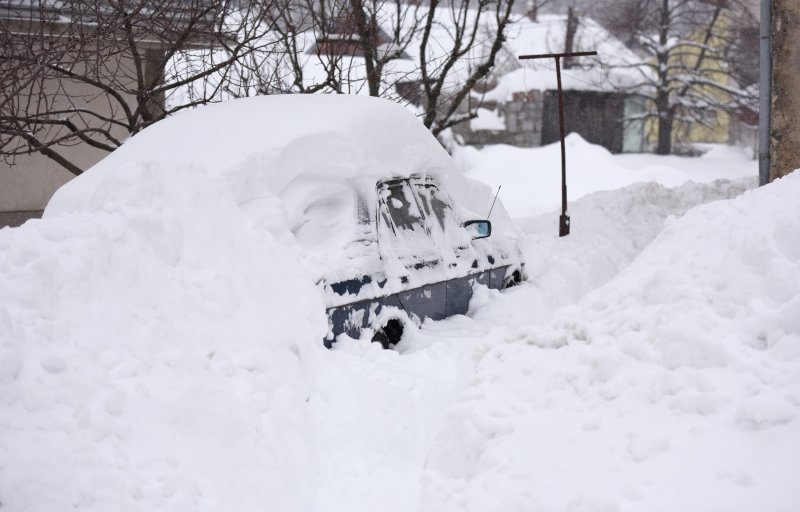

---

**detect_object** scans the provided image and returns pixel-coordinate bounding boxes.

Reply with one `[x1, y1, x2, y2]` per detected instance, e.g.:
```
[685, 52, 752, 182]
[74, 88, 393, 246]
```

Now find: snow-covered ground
[453, 135, 757, 217]
[2, 109, 799, 512]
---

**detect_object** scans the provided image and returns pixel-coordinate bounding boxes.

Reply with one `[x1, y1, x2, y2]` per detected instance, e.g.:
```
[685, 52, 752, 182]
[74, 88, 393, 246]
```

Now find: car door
[411, 175, 474, 265]
[410, 176, 483, 317]
[376, 178, 447, 321]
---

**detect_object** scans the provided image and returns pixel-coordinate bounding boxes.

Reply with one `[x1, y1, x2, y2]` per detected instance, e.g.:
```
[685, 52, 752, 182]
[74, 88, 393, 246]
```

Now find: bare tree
[242, 0, 426, 97]
[588, 0, 756, 155]
[417, 0, 515, 136]
[0, 0, 277, 176]
[2, 0, 516, 174]
[228, 0, 516, 137]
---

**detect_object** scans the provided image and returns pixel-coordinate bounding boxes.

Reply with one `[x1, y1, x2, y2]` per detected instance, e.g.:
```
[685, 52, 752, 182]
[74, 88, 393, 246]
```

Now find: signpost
[518, 51, 597, 237]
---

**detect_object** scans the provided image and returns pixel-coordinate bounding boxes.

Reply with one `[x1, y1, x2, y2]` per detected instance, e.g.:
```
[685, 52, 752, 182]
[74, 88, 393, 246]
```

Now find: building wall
[452, 91, 544, 148]
[453, 90, 635, 154]
[541, 90, 626, 154]
[1, 20, 150, 215]
[1, 51, 138, 213]
[0, 157, 75, 213]
[770, 0, 800, 181]
[0, 71, 125, 212]
[501, 91, 545, 147]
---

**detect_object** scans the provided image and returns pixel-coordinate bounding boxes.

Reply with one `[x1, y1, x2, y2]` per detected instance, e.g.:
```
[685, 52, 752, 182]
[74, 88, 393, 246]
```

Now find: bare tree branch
[590, 0, 758, 154]
[1, 0, 281, 174]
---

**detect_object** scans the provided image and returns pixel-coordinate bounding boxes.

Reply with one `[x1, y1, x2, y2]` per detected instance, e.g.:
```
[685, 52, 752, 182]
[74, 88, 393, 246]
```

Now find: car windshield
[380, 180, 425, 233]
[413, 178, 473, 252]
[377, 180, 436, 265]
[377, 176, 472, 269]
[414, 181, 452, 231]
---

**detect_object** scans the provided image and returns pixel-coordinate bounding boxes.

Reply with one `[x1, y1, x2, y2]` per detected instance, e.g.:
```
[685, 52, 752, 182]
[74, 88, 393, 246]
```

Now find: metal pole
[758, 0, 772, 186]
[554, 56, 570, 236]
[518, 50, 597, 237]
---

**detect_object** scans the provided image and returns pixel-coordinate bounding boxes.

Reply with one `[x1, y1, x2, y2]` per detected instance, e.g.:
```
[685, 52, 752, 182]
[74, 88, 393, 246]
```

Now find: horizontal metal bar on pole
[518, 51, 598, 60]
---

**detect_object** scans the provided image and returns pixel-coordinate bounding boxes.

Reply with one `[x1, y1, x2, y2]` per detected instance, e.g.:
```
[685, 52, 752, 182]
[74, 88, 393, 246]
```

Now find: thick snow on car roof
[46, 95, 517, 284]
[47, 95, 468, 215]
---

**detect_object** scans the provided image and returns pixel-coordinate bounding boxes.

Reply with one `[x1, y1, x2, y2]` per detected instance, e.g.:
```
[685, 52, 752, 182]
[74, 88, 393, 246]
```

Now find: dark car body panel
[324, 265, 509, 347]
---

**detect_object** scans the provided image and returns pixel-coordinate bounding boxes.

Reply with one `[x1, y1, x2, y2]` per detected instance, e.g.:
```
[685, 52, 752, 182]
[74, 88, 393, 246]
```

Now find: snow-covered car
[318, 171, 524, 347]
[46, 94, 524, 347]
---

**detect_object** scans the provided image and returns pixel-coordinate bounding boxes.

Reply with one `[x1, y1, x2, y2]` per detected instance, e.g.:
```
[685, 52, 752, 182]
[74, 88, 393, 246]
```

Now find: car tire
[371, 318, 404, 349]
[503, 270, 523, 288]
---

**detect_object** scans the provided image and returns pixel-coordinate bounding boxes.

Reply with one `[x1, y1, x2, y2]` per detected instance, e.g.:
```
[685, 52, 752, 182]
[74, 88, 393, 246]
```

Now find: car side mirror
[464, 220, 492, 239]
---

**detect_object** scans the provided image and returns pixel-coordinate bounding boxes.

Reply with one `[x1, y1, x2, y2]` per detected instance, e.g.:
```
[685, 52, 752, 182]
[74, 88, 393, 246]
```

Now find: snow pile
[418, 172, 800, 512]
[454, 133, 757, 217]
[506, 178, 754, 320]
[0, 163, 328, 511]
[4, 91, 796, 512]
[0, 95, 520, 511]
[579, 175, 800, 368]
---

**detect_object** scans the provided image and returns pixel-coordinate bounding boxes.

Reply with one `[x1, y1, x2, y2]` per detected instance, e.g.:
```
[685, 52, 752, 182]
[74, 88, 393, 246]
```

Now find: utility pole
[759, 0, 771, 185]
[767, 0, 800, 182]
[518, 51, 597, 237]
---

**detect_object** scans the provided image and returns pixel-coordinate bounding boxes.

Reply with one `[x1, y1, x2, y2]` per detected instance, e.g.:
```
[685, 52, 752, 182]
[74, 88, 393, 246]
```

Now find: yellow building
[643, 7, 741, 153]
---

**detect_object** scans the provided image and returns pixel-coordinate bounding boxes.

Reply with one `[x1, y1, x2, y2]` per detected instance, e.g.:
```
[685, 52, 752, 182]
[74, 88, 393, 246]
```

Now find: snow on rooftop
[504, 14, 639, 67]
[480, 14, 647, 101]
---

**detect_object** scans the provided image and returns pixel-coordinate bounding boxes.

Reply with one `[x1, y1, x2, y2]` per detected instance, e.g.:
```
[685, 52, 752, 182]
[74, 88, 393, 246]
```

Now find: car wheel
[371, 318, 404, 349]
[503, 270, 523, 288]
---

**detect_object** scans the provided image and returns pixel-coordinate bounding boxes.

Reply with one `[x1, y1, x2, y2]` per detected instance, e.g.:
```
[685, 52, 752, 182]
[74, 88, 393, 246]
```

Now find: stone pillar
[770, 0, 800, 181]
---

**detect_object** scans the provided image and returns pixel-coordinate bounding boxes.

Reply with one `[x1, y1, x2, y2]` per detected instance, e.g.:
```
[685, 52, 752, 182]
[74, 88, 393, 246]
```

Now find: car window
[377, 179, 441, 267]
[380, 180, 426, 233]
[415, 181, 458, 230]
[415, 182, 452, 231]
[413, 179, 472, 254]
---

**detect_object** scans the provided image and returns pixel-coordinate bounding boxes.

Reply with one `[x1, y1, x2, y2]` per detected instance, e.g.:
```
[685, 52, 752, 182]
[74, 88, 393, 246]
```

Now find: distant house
[295, 5, 419, 98]
[450, 14, 647, 154]
[643, 6, 758, 156]
[294, 4, 457, 102]
[292, 7, 647, 154]
[308, 8, 411, 61]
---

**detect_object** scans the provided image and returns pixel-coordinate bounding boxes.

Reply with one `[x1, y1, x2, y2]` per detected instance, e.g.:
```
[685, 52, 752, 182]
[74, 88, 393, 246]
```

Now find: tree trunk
[656, 105, 673, 155]
[527, 1, 537, 22]
[350, 0, 381, 96]
[563, 7, 579, 69]
[768, 0, 800, 181]
[655, 0, 672, 155]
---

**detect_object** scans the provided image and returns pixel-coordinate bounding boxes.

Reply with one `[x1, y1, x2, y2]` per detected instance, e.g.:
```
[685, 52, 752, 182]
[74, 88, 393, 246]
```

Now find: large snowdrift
[2, 97, 795, 512]
[419, 173, 800, 512]
[455, 134, 757, 217]
[1, 163, 328, 510]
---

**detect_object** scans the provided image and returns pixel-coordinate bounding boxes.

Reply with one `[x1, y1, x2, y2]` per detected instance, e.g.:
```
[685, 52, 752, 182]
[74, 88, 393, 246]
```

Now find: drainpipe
[758, 0, 772, 186]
